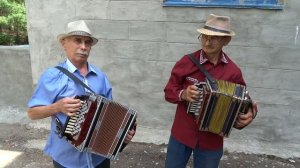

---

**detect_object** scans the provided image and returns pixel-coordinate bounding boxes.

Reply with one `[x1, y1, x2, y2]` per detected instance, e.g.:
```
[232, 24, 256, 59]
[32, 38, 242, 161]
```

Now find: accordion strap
[55, 66, 96, 94]
[187, 53, 217, 89]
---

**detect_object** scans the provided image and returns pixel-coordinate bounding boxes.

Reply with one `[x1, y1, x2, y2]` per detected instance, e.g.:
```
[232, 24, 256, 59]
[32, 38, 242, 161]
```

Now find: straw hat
[57, 20, 98, 45]
[197, 14, 235, 36]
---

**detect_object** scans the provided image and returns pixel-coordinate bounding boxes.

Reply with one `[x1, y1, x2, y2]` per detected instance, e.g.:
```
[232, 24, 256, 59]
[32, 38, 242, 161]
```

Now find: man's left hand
[124, 122, 137, 144]
[234, 102, 258, 129]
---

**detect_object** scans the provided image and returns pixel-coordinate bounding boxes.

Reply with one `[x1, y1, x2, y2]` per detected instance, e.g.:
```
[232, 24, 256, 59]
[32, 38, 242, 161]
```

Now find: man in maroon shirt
[164, 14, 258, 168]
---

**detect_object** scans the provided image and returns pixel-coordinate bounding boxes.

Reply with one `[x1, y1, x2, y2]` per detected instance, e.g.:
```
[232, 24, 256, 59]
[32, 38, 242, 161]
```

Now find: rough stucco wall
[24, 0, 300, 158]
[0, 46, 33, 123]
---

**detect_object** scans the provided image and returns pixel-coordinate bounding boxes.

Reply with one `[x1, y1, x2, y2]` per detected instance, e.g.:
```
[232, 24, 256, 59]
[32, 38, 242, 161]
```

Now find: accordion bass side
[62, 94, 137, 159]
[187, 79, 252, 137]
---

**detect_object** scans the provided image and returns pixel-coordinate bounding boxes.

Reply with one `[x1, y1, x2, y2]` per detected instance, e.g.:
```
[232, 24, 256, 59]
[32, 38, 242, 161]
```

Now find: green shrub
[0, 0, 28, 45]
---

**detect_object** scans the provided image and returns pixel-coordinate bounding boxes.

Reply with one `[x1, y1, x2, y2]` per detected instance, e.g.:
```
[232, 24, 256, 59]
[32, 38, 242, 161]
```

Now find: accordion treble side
[187, 79, 252, 137]
[62, 94, 137, 159]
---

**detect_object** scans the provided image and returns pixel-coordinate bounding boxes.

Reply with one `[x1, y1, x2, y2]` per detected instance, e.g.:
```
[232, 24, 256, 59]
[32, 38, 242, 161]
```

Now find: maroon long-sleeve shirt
[164, 49, 246, 150]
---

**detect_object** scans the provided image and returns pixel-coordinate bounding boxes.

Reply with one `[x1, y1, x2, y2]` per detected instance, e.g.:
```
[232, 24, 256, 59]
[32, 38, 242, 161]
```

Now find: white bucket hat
[197, 14, 235, 36]
[57, 20, 98, 46]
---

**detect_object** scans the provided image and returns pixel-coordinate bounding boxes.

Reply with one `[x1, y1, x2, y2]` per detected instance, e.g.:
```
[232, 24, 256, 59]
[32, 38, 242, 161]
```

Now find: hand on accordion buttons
[181, 85, 200, 102]
[55, 97, 81, 116]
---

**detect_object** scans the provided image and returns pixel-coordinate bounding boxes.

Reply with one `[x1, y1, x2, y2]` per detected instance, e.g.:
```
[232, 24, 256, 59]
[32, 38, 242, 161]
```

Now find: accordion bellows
[62, 94, 137, 159]
[187, 79, 252, 137]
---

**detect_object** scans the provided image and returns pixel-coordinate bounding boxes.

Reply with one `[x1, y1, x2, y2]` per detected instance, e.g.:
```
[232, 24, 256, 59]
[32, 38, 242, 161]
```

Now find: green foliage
[0, 0, 28, 45]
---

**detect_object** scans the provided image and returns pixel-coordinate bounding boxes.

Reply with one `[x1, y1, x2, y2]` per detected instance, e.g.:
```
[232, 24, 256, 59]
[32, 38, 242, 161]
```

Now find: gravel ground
[0, 123, 299, 168]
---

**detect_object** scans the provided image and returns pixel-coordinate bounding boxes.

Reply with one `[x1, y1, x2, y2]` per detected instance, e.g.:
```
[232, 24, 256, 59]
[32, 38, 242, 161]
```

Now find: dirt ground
[0, 123, 299, 168]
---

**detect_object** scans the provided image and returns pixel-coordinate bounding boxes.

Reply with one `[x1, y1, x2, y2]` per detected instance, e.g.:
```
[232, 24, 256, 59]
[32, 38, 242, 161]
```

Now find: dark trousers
[53, 159, 110, 168]
[165, 135, 223, 168]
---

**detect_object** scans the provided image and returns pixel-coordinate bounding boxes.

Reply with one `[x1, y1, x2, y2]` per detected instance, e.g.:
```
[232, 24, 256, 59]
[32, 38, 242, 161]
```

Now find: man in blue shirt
[27, 20, 136, 168]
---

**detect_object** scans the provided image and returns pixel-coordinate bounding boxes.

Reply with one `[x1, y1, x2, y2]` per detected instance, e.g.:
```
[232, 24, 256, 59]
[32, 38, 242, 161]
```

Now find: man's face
[61, 35, 93, 63]
[200, 34, 231, 56]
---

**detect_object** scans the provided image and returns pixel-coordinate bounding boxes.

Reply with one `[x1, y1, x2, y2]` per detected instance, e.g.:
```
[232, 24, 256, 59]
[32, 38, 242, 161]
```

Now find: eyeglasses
[198, 34, 225, 45]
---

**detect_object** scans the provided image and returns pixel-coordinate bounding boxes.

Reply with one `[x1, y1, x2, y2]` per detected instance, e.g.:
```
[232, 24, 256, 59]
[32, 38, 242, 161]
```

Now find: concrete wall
[23, 0, 300, 158]
[0, 46, 33, 123]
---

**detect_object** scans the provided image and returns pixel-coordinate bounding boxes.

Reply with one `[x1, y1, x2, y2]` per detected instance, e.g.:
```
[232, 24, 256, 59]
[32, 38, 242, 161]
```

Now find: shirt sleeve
[27, 68, 65, 107]
[164, 56, 189, 104]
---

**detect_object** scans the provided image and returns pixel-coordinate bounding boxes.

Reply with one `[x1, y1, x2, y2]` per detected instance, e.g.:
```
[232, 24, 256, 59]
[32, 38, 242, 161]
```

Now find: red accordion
[62, 94, 137, 159]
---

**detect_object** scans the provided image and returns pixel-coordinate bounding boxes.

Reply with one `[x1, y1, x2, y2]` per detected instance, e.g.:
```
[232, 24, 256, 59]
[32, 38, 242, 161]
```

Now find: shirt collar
[66, 59, 77, 73]
[199, 49, 228, 64]
[66, 59, 97, 74]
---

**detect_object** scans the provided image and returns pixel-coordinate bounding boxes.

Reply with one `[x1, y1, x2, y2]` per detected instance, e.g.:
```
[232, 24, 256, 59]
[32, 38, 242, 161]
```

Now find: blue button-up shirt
[28, 59, 112, 168]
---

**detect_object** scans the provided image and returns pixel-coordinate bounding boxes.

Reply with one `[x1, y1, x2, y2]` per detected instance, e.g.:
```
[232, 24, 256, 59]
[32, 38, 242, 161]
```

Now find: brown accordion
[187, 79, 252, 137]
[62, 94, 137, 159]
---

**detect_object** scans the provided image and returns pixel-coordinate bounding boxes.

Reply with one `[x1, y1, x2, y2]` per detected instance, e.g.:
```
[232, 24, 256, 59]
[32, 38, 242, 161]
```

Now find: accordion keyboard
[187, 83, 205, 116]
[64, 99, 89, 136]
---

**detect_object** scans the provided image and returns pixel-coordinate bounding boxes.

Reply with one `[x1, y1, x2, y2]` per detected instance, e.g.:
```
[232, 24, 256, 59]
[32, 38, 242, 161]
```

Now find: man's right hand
[181, 85, 199, 102]
[55, 97, 81, 116]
